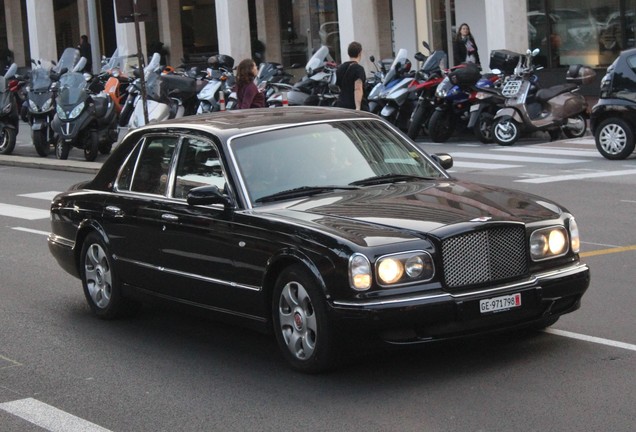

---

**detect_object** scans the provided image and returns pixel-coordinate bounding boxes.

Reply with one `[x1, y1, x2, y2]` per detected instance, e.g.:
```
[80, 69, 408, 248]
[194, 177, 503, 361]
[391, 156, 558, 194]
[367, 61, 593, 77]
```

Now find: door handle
[161, 213, 179, 222]
[104, 205, 124, 218]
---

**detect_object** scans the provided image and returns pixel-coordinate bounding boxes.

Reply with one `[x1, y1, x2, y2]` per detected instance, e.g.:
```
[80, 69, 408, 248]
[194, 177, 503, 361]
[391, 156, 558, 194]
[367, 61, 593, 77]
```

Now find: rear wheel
[272, 265, 338, 373]
[595, 117, 635, 160]
[492, 116, 520, 146]
[55, 139, 71, 160]
[32, 128, 50, 157]
[562, 114, 587, 138]
[0, 127, 17, 155]
[428, 110, 455, 143]
[473, 112, 495, 143]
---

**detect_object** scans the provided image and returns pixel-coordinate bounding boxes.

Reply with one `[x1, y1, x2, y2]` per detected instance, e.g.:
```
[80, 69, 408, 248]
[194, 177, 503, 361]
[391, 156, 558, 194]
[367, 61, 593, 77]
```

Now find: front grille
[441, 226, 528, 289]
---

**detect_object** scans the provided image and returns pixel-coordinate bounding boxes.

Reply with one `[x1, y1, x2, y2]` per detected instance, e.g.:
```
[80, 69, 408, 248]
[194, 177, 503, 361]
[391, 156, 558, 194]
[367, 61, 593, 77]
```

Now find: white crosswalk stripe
[0, 203, 49, 220]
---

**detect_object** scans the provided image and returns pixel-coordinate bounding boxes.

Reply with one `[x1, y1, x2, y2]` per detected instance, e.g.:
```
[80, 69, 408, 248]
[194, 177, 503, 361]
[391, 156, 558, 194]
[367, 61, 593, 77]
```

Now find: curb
[0, 154, 101, 174]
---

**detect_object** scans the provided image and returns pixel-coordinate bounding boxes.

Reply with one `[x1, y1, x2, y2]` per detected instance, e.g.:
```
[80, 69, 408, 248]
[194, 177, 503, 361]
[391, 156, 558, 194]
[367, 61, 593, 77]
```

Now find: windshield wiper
[348, 174, 437, 187]
[255, 185, 361, 204]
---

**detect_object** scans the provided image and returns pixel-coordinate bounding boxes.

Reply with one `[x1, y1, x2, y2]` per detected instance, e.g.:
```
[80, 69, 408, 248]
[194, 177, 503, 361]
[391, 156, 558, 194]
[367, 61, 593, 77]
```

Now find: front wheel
[428, 109, 455, 143]
[0, 127, 17, 155]
[55, 139, 71, 160]
[407, 102, 433, 139]
[595, 117, 635, 160]
[80, 232, 140, 319]
[32, 128, 50, 157]
[562, 114, 587, 138]
[492, 116, 520, 146]
[474, 112, 495, 143]
[272, 265, 338, 373]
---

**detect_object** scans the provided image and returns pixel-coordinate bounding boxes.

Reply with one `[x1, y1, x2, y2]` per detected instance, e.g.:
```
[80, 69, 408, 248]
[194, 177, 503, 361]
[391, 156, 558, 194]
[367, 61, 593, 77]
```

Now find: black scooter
[0, 63, 19, 155]
[51, 57, 119, 161]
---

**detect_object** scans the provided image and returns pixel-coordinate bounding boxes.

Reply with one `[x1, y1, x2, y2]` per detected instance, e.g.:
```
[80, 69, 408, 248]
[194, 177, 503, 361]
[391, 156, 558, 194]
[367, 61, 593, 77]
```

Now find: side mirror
[187, 185, 232, 208]
[422, 41, 431, 51]
[431, 153, 453, 170]
[369, 55, 376, 63]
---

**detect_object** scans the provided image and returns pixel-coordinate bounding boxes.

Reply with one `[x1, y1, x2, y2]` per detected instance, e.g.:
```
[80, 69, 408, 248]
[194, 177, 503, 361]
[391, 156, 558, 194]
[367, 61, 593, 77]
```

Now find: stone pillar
[77, 0, 89, 37]
[255, 0, 281, 63]
[4, 0, 27, 66]
[113, 0, 147, 67]
[215, 0, 251, 62]
[484, 0, 529, 69]
[336, 0, 381, 72]
[157, 0, 183, 67]
[391, 1, 418, 60]
[26, 0, 57, 63]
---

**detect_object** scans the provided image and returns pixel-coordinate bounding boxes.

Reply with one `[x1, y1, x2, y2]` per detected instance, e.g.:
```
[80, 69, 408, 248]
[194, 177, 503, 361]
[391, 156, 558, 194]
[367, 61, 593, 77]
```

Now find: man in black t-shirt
[336, 41, 366, 110]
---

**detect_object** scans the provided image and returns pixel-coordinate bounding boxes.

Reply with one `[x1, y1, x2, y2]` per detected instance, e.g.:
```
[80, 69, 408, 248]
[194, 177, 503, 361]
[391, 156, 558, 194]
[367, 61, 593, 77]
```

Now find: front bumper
[330, 263, 590, 344]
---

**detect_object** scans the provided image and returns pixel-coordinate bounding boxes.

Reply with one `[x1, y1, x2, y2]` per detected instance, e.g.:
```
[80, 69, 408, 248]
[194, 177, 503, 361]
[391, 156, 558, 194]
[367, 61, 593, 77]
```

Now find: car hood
[259, 180, 565, 246]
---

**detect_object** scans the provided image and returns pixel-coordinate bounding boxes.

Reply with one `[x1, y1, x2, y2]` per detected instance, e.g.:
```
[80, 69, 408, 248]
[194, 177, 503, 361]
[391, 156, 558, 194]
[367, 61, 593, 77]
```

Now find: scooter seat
[162, 74, 197, 94]
[536, 83, 578, 102]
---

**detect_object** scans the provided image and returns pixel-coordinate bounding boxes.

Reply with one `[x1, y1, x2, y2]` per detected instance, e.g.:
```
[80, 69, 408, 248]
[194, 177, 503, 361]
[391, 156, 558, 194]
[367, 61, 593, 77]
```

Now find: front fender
[495, 107, 522, 123]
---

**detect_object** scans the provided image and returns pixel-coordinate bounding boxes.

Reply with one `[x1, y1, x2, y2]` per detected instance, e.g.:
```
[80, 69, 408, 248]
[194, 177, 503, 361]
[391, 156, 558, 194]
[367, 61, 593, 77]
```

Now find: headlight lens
[68, 101, 85, 119]
[349, 253, 372, 291]
[41, 98, 54, 112]
[3, 102, 12, 114]
[376, 251, 434, 286]
[29, 99, 39, 112]
[569, 217, 580, 253]
[56, 104, 66, 120]
[530, 226, 569, 261]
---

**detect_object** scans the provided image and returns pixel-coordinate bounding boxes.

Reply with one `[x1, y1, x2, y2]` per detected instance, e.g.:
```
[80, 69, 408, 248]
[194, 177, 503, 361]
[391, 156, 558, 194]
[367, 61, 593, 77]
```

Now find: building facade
[1, 0, 633, 80]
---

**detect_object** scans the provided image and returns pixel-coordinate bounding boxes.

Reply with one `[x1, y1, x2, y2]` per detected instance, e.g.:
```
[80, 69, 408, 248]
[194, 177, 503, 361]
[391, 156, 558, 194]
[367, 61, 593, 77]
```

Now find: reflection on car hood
[264, 180, 563, 245]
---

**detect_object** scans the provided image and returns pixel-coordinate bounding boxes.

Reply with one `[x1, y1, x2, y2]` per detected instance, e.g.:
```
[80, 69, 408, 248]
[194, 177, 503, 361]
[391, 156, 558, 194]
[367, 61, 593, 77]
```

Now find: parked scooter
[196, 54, 235, 113]
[51, 57, 119, 161]
[465, 70, 506, 143]
[377, 48, 416, 130]
[366, 55, 394, 113]
[0, 63, 19, 155]
[491, 49, 595, 146]
[268, 46, 339, 107]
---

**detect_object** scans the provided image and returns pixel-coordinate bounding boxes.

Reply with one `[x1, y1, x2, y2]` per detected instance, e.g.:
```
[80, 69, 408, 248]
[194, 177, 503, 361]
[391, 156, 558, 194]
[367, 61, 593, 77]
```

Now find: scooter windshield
[383, 48, 409, 86]
[55, 47, 81, 74]
[58, 72, 88, 106]
[306, 46, 330, 74]
[421, 50, 447, 75]
[31, 68, 52, 92]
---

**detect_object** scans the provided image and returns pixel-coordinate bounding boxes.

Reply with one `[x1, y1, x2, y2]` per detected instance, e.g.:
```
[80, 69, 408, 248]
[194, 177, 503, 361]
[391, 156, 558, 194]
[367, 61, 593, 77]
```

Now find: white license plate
[470, 104, 479, 112]
[479, 293, 522, 314]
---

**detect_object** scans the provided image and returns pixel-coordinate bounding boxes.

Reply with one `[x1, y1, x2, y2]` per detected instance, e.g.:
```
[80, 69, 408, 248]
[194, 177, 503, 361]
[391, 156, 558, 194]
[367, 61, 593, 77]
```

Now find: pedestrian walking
[453, 23, 481, 67]
[78, 35, 92, 72]
[336, 41, 367, 111]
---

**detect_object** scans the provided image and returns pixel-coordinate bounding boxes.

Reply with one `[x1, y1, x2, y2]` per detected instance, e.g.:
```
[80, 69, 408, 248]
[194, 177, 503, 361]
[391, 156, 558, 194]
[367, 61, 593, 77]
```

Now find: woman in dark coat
[235, 58, 265, 109]
[453, 23, 481, 67]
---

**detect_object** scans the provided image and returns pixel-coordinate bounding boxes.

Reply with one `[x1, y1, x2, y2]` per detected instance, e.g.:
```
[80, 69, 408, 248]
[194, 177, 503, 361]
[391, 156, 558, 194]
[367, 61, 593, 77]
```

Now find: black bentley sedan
[49, 107, 590, 373]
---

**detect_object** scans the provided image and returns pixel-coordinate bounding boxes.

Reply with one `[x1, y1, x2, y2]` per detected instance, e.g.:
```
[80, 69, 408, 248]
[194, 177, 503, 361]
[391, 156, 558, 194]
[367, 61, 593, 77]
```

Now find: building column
[26, 0, 57, 63]
[255, 0, 281, 63]
[157, 0, 183, 67]
[392, 1, 418, 60]
[336, 0, 381, 72]
[4, 0, 27, 66]
[215, 0, 251, 63]
[113, 0, 147, 67]
[484, 0, 529, 69]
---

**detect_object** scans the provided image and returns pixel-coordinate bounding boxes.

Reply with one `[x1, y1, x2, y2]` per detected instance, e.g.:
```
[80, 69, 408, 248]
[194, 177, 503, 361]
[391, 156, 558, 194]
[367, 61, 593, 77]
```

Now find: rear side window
[117, 136, 178, 195]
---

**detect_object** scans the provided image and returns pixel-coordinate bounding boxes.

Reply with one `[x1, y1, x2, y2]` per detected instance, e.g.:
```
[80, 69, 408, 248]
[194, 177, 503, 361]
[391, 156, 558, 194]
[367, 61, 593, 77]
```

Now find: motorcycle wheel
[562, 114, 587, 138]
[407, 103, 433, 139]
[492, 116, 520, 146]
[473, 112, 495, 144]
[595, 117, 635, 160]
[0, 127, 17, 155]
[55, 139, 71, 160]
[428, 110, 455, 143]
[84, 132, 99, 162]
[32, 128, 50, 157]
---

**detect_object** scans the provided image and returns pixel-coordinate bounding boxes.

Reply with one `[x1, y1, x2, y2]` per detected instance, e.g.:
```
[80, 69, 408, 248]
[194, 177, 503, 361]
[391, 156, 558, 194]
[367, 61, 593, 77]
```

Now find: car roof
[130, 106, 378, 140]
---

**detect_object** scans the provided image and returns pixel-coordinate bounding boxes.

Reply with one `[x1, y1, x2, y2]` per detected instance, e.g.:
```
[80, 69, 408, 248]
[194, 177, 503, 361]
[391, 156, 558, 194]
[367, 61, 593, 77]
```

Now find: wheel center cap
[293, 312, 304, 330]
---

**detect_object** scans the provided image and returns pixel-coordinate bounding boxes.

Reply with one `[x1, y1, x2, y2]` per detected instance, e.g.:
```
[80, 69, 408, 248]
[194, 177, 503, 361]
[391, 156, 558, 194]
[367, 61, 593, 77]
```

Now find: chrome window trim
[333, 263, 589, 308]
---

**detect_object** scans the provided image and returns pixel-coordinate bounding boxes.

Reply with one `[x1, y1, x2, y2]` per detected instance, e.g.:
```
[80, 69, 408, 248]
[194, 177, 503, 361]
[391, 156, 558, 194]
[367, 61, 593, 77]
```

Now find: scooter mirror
[526, 49, 532, 55]
[532, 48, 540, 56]
[369, 55, 376, 63]
[422, 41, 431, 51]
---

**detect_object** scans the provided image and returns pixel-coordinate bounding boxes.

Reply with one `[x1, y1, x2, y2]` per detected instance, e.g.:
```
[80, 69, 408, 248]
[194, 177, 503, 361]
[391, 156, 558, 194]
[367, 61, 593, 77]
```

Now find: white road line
[491, 147, 598, 157]
[18, 191, 61, 201]
[0, 398, 112, 432]
[516, 168, 636, 183]
[0, 203, 49, 220]
[545, 329, 636, 352]
[451, 152, 588, 164]
[452, 161, 523, 170]
[12, 227, 50, 236]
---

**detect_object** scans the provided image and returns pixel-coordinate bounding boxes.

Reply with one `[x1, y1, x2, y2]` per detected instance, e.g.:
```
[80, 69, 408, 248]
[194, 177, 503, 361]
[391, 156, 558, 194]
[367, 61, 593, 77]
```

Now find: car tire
[32, 128, 50, 157]
[0, 127, 17, 155]
[428, 110, 455, 143]
[80, 232, 140, 319]
[492, 116, 520, 146]
[562, 114, 587, 138]
[595, 117, 635, 160]
[272, 265, 338, 373]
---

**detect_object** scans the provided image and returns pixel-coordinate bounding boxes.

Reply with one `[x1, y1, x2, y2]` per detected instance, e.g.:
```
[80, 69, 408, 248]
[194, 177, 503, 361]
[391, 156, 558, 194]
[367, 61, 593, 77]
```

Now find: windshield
[306, 46, 330, 73]
[383, 48, 409, 86]
[55, 47, 80, 73]
[231, 120, 446, 205]
[58, 72, 88, 106]
[422, 50, 446, 75]
[31, 68, 52, 91]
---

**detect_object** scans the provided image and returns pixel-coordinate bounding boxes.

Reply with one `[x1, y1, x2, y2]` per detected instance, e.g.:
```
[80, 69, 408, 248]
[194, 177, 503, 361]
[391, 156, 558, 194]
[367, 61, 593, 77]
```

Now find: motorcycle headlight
[41, 98, 54, 112]
[2, 103, 11, 114]
[435, 86, 448, 98]
[29, 99, 39, 112]
[530, 226, 569, 261]
[68, 101, 85, 119]
[56, 104, 67, 120]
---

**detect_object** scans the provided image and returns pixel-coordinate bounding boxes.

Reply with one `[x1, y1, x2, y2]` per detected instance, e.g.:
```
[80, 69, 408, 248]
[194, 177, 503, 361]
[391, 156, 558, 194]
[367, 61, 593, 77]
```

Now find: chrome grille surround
[441, 226, 528, 289]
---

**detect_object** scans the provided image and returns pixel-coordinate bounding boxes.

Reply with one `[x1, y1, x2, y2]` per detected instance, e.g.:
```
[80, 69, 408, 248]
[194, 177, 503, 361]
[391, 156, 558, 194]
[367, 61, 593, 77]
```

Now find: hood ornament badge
[470, 216, 492, 222]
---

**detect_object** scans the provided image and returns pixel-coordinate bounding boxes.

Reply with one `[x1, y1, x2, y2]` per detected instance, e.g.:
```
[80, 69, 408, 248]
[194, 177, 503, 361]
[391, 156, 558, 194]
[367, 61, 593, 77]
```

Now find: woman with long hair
[453, 23, 481, 67]
[235, 58, 265, 109]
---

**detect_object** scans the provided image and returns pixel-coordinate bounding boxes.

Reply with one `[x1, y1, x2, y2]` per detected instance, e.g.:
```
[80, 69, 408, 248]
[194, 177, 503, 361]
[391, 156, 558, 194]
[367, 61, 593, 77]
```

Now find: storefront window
[181, 0, 218, 66]
[528, 0, 632, 68]
[279, 0, 339, 67]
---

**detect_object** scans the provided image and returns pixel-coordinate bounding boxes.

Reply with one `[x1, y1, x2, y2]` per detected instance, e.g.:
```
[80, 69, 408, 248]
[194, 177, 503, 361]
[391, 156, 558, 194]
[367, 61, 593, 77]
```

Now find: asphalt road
[0, 127, 634, 431]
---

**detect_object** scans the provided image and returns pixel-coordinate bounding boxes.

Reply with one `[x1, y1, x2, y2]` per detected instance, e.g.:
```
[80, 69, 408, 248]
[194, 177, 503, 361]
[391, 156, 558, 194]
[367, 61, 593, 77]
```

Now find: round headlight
[405, 255, 424, 278]
[378, 258, 404, 285]
[548, 230, 566, 255]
